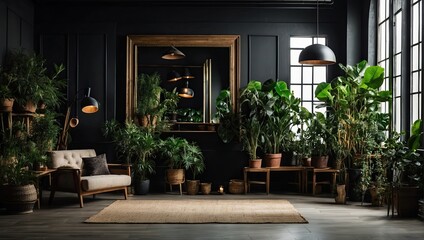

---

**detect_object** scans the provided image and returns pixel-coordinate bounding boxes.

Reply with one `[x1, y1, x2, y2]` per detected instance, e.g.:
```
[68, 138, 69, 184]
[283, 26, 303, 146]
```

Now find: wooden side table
[268, 166, 305, 193]
[305, 168, 339, 195]
[243, 167, 270, 194]
[34, 169, 56, 209]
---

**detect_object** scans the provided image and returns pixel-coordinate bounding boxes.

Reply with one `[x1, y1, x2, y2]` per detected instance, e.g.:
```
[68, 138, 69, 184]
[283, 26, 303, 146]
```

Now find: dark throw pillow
[82, 153, 110, 176]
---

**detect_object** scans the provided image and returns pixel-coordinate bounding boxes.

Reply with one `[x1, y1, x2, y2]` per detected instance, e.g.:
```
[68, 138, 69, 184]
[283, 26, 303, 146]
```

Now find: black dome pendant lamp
[298, 0, 336, 65]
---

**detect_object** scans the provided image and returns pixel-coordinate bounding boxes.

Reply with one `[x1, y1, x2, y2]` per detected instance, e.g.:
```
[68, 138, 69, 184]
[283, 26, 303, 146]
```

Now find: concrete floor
[0, 191, 423, 240]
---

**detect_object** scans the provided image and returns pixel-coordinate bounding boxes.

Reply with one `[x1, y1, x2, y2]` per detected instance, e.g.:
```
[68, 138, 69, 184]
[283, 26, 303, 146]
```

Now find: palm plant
[103, 120, 156, 181]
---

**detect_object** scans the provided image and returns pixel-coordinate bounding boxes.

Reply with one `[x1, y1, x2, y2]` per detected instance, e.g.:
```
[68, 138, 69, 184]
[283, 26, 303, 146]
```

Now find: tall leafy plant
[261, 79, 300, 154]
[103, 120, 156, 181]
[214, 89, 239, 143]
[240, 81, 273, 160]
[315, 60, 391, 169]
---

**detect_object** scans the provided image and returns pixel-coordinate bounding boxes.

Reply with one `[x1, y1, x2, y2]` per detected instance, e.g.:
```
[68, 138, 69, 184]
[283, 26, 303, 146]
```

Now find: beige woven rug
[85, 199, 308, 224]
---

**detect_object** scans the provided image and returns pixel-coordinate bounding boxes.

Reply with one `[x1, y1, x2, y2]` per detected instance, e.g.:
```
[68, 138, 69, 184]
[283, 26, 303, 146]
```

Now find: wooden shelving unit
[165, 122, 218, 132]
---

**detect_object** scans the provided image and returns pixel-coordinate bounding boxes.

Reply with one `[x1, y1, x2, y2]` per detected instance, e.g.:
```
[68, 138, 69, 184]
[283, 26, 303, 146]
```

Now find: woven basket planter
[1, 184, 37, 214]
[229, 179, 244, 194]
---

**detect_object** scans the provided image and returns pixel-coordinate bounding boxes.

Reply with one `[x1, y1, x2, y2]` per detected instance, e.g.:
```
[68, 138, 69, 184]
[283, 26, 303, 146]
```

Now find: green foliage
[1, 49, 66, 109]
[159, 137, 204, 179]
[0, 127, 46, 185]
[292, 107, 313, 159]
[315, 60, 391, 168]
[240, 80, 269, 160]
[176, 108, 202, 122]
[103, 120, 156, 180]
[260, 79, 300, 154]
[306, 112, 333, 157]
[214, 89, 239, 143]
[136, 73, 162, 117]
[30, 111, 61, 157]
[383, 119, 423, 187]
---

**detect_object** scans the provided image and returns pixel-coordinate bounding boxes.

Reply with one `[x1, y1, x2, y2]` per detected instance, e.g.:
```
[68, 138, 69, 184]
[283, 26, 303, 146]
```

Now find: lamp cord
[316, 0, 319, 43]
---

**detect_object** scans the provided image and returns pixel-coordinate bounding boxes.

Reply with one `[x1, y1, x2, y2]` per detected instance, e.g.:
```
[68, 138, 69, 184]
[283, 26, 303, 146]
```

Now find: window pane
[412, 72, 420, 93]
[413, 4, 420, 44]
[302, 102, 313, 113]
[394, 54, 401, 76]
[395, 12, 402, 53]
[290, 37, 312, 48]
[411, 94, 421, 124]
[315, 103, 326, 115]
[412, 45, 420, 71]
[395, 77, 401, 97]
[313, 67, 326, 83]
[291, 85, 302, 99]
[291, 67, 302, 84]
[291, 49, 302, 65]
[303, 67, 313, 83]
[303, 85, 312, 100]
[395, 97, 401, 133]
[378, 0, 386, 23]
[316, 38, 326, 45]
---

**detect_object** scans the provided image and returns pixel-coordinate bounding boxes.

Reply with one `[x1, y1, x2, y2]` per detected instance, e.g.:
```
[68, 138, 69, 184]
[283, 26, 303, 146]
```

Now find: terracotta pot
[311, 155, 328, 168]
[249, 158, 262, 168]
[14, 100, 37, 113]
[0, 98, 14, 112]
[263, 153, 282, 168]
[302, 157, 312, 167]
[186, 180, 200, 195]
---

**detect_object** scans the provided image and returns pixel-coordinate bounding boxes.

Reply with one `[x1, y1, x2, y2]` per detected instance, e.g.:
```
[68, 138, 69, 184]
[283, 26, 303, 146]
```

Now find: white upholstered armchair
[48, 149, 131, 207]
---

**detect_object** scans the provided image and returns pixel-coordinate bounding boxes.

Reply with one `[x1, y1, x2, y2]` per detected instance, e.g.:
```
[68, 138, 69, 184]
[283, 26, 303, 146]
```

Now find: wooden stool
[268, 166, 304, 193]
[305, 168, 339, 195]
[243, 167, 270, 194]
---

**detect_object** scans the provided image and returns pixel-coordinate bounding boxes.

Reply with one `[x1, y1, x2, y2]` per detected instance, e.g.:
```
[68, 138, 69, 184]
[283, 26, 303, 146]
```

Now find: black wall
[3, 0, 370, 188]
[0, 0, 34, 64]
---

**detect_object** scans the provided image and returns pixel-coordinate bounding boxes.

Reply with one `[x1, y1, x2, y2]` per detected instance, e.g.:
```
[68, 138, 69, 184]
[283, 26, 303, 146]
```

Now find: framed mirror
[126, 35, 240, 122]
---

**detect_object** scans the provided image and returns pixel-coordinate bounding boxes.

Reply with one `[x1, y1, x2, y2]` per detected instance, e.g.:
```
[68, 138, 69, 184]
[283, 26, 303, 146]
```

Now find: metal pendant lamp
[162, 46, 186, 60]
[298, 0, 336, 65]
[178, 81, 194, 98]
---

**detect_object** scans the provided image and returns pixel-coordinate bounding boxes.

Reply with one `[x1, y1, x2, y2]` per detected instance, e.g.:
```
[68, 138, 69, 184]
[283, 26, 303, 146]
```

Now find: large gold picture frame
[126, 35, 240, 122]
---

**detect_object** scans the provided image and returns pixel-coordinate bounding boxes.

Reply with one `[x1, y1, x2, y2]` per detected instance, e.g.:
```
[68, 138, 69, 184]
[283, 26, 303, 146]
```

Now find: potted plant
[183, 143, 205, 195]
[383, 119, 423, 217]
[315, 60, 391, 200]
[162, 87, 180, 122]
[240, 80, 272, 168]
[307, 112, 333, 168]
[0, 127, 46, 213]
[159, 136, 204, 194]
[2, 49, 65, 113]
[294, 107, 313, 166]
[0, 63, 16, 112]
[213, 89, 239, 143]
[136, 72, 163, 128]
[261, 79, 300, 167]
[103, 120, 157, 195]
[30, 111, 60, 148]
